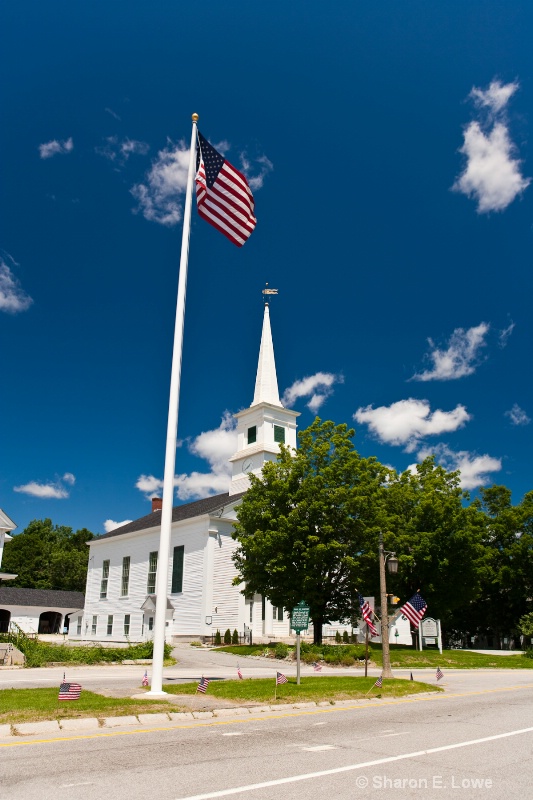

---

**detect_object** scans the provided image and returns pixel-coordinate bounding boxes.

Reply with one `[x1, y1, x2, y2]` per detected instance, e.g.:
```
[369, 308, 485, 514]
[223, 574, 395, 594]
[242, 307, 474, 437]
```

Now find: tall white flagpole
[146, 113, 199, 696]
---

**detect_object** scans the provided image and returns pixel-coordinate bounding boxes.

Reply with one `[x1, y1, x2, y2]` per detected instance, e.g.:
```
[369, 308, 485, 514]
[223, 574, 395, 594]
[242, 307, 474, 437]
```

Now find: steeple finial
[252, 290, 283, 407]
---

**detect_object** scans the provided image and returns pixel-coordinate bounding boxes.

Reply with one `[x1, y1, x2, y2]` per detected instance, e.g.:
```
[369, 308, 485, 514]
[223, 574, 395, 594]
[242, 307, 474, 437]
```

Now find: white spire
[252, 303, 283, 407]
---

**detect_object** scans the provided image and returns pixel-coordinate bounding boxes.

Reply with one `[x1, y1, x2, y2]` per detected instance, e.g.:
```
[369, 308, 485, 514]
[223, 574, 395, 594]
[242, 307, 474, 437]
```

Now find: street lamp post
[379, 531, 398, 679]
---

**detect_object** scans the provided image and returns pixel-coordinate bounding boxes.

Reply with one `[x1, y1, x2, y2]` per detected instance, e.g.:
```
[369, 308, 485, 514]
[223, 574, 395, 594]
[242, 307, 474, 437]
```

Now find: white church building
[71, 304, 411, 646]
[71, 303, 300, 644]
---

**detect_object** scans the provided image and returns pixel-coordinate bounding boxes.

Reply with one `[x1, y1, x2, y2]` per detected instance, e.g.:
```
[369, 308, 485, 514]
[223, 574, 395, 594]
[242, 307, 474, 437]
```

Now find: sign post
[290, 601, 310, 685]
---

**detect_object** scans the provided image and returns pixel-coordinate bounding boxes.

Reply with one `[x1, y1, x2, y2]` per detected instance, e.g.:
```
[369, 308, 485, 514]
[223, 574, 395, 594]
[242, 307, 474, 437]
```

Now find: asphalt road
[2, 671, 533, 800]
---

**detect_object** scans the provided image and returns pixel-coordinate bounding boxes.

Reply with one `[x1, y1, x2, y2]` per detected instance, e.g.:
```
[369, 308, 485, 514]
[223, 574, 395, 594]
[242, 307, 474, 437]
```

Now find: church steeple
[228, 295, 300, 495]
[252, 302, 283, 407]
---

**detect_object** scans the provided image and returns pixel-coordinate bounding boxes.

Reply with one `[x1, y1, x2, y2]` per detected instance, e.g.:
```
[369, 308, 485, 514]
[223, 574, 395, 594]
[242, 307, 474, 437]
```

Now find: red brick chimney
[151, 497, 163, 512]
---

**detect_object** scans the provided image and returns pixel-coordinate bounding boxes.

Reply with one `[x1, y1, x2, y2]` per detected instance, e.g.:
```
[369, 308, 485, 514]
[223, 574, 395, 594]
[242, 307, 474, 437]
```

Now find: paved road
[2, 673, 532, 800]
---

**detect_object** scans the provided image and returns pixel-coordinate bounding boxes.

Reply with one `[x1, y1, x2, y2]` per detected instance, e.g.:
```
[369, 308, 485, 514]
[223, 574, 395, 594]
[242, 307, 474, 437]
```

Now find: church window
[171, 546, 184, 593]
[76, 616, 82, 635]
[121, 556, 130, 596]
[91, 615, 97, 635]
[273, 606, 284, 621]
[148, 617, 154, 631]
[247, 426, 257, 444]
[261, 596, 266, 620]
[100, 560, 110, 599]
[274, 425, 285, 443]
[249, 601, 254, 623]
[147, 551, 158, 594]
[124, 614, 130, 636]
[107, 615, 113, 635]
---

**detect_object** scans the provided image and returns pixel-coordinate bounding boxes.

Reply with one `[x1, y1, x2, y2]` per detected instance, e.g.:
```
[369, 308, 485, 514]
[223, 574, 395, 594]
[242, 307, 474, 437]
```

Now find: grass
[372, 645, 533, 670]
[0, 687, 176, 726]
[0, 634, 173, 667]
[217, 644, 533, 669]
[163, 676, 440, 704]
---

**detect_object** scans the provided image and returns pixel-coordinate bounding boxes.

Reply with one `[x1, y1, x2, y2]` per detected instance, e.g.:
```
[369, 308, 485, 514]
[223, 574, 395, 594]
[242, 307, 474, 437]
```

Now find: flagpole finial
[192, 113, 199, 122]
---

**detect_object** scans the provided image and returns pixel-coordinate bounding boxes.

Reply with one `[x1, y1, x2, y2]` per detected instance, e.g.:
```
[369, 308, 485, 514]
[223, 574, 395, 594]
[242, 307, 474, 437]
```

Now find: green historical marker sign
[291, 601, 310, 633]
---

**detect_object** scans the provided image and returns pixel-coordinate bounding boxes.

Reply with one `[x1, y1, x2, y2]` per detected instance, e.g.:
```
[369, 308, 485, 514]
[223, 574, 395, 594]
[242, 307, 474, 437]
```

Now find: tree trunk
[313, 619, 323, 645]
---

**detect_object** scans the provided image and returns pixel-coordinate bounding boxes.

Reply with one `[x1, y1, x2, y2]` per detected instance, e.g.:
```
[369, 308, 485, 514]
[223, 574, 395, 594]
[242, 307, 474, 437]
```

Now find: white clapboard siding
[72, 516, 210, 642]
[211, 523, 241, 634]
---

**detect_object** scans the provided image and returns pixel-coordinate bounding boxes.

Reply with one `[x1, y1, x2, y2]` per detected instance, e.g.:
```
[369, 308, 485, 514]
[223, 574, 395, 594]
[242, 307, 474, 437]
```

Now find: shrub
[232, 629, 239, 645]
[275, 642, 289, 659]
[524, 647, 533, 660]
[335, 631, 342, 643]
[214, 630, 222, 645]
[224, 629, 232, 644]
[340, 655, 355, 666]
[342, 631, 349, 643]
[190, 640, 202, 647]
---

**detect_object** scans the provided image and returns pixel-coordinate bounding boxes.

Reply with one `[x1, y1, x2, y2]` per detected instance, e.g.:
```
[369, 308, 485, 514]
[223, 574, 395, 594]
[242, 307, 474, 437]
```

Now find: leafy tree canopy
[1, 518, 94, 593]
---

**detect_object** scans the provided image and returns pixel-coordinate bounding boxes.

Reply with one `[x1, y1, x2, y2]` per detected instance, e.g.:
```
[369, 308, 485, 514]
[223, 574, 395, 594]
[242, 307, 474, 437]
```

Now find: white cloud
[39, 137, 74, 159]
[453, 80, 530, 213]
[103, 519, 133, 533]
[499, 320, 515, 348]
[354, 398, 471, 452]
[131, 139, 190, 226]
[470, 80, 518, 114]
[96, 136, 149, 164]
[282, 372, 343, 412]
[416, 443, 501, 490]
[136, 412, 238, 502]
[239, 153, 274, 191]
[0, 255, 33, 314]
[14, 481, 69, 499]
[104, 107, 121, 121]
[505, 403, 530, 426]
[135, 474, 164, 497]
[62, 472, 76, 485]
[411, 323, 489, 381]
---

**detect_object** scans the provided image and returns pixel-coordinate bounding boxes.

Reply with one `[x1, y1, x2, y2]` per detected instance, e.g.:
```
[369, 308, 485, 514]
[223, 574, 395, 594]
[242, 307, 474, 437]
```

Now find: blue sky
[1, 1, 532, 536]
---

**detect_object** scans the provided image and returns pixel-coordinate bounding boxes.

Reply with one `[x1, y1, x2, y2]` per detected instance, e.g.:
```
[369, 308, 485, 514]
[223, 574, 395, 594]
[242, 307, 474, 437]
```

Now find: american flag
[374, 675, 383, 688]
[276, 672, 288, 685]
[358, 593, 378, 636]
[312, 662, 322, 672]
[142, 671, 149, 687]
[58, 682, 82, 701]
[436, 667, 444, 681]
[399, 592, 427, 629]
[237, 666, 243, 680]
[195, 132, 256, 247]
[196, 676, 209, 694]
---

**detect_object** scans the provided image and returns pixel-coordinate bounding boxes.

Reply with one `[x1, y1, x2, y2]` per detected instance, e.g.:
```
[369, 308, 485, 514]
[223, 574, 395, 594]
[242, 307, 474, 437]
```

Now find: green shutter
[274, 425, 285, 443]
[172, 546, 184, 593]
[247, 426, 257, 444]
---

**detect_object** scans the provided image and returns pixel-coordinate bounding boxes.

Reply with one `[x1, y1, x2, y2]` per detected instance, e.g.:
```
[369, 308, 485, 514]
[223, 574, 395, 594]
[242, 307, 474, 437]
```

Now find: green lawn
[374, 646, 533, 669]
[164, 676, 440, 704]
[217, 644, 533, 670]
[0, 687, 174, 726]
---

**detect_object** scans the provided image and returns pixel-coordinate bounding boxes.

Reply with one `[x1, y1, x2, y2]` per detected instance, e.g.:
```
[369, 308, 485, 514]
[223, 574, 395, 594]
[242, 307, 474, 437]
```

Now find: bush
[275, 642, 289, 659]
[224, 629, 232, 644]
[232, 629, 239, 645]
[0, 634, 171, 668]
[335, 631, 342, 643]
[343, 630, 349, 643]
[214, 630, 222, 645]
[340, 655, 355, 666]
[524, 647, 533, 659]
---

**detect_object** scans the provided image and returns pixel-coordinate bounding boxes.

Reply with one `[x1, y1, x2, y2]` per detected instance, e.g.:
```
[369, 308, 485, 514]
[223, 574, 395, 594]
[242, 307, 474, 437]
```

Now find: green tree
[382, 458, 486, 634]
[232, 419, 389, 643]
[1, 519, 94, 592]
[467, 487, 533, 646]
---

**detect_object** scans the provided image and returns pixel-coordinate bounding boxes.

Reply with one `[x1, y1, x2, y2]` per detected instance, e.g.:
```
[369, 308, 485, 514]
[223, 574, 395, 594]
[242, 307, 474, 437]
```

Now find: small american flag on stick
[237, 665, 243, 679]
[312, 662, 322, 672]
[436, 667, 444, 682]
[142, 671, 149, 687]
[58, 682, 82, 701]
[276, 672, 288, 685]
[196, 676, 209, 694]
[358, 594, 378, 637]
[374, 675, 383, 688]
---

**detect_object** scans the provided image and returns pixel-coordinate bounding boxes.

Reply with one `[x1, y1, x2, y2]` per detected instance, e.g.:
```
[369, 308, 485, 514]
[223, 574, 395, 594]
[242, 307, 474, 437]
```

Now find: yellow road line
[2, 682, 533, 749]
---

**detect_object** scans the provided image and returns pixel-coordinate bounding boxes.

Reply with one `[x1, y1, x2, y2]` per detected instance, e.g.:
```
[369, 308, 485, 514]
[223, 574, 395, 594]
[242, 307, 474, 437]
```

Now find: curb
[2, 692, 440, 738]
